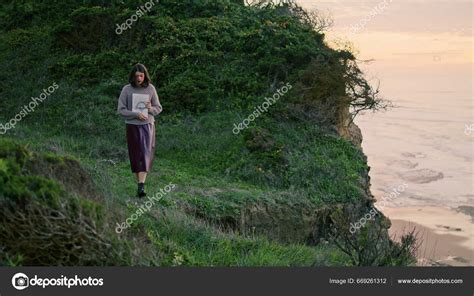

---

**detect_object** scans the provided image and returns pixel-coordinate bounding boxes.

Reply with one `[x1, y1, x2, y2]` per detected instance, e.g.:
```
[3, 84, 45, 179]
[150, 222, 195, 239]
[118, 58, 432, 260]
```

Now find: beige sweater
[117, 84, 163, 125]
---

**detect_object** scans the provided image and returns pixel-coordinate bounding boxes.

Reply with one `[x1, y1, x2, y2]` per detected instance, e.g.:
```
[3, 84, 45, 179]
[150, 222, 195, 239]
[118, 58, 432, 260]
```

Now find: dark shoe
[137, 182, 147, 198]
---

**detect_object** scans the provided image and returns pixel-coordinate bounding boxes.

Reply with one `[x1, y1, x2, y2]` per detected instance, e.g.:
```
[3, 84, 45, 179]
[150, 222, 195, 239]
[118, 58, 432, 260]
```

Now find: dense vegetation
[0, 0, 414, 266]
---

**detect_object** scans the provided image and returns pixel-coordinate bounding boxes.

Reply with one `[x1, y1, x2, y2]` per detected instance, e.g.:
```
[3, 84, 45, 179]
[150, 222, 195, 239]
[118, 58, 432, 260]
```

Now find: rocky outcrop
[238, 198, 375, 244]
[177, 184, 376, 245]
[336, 105, 363, 148]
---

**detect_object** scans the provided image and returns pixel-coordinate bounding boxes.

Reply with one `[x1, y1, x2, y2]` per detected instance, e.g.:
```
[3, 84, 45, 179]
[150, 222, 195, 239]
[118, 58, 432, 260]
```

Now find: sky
[293, 0, 473, 97]
[295, 0, 472, 67]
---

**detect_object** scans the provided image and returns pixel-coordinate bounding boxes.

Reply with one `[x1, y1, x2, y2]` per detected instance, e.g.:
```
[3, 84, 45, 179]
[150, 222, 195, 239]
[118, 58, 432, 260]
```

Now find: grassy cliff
[0, 0, 415, 266]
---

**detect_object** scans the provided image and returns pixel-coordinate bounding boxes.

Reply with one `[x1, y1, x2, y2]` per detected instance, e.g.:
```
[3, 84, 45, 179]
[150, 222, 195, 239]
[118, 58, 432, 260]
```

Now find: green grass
[1, 113, 363, 266]
[0, 0, 396, 266]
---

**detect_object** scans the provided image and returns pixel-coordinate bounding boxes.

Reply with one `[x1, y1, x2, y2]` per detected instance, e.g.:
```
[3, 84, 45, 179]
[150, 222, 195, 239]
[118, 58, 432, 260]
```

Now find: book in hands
[132, 94, 150, 118]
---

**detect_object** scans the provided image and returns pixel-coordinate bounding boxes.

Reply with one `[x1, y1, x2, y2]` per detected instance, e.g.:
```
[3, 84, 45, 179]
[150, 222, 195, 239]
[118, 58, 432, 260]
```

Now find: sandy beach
[384, 207, 473, 266]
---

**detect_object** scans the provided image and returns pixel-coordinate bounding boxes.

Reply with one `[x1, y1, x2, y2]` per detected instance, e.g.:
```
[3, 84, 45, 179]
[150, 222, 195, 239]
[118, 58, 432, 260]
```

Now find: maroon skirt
[126, 123, 156, 173]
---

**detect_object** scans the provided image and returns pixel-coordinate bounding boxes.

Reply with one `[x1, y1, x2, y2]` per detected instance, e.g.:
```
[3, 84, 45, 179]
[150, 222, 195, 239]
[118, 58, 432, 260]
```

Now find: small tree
[329, 208, 420, 266]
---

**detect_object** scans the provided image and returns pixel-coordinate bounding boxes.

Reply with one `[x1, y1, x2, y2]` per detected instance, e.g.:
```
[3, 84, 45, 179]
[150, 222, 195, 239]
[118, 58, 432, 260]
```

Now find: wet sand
[383, 207, 473, 266]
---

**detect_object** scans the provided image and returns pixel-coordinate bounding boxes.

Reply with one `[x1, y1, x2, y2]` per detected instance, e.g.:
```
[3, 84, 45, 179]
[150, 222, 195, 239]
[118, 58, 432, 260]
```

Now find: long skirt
[126, 123, 156, 173]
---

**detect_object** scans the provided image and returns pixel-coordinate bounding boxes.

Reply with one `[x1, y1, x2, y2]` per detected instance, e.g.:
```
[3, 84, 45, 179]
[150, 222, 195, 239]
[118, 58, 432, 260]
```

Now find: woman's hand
[137, 113, 148, 121]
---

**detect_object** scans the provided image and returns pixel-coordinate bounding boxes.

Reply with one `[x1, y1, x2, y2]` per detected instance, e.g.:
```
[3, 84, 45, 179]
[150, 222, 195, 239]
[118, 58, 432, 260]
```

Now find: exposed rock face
[238, 198, 375, 244]
[179, 193, 378, 244]
[178, 170, 378, 245]
[336, 105, 363, 148]
[339, 122, 363, 148]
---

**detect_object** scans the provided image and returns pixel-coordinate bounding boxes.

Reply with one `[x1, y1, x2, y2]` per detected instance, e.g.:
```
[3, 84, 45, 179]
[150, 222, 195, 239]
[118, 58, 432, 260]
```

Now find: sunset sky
[296, 0, 472, 62]
[297, 0, 473, 93]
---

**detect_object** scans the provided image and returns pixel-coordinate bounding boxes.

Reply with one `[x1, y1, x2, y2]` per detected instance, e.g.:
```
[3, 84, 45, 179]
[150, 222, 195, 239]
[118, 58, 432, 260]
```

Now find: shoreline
[381, 206, 473, 266]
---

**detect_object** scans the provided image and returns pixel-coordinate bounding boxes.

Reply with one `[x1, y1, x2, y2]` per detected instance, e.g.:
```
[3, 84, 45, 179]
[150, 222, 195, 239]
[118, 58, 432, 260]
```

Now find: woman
[117, 63, 163, 198]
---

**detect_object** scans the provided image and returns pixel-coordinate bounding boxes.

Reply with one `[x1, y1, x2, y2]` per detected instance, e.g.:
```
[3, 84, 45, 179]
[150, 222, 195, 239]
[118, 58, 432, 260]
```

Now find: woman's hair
[129, 63, 151, 87]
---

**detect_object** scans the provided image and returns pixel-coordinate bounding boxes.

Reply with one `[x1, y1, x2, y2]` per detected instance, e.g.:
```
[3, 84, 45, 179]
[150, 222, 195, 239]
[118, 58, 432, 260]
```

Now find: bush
[0, 140, 128, 265]
[329, 208, 420, 266]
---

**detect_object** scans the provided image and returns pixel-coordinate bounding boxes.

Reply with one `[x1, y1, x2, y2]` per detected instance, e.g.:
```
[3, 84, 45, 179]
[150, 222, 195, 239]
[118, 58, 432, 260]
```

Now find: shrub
[329, 208, 420, 266]
[0, 140, 128, 265]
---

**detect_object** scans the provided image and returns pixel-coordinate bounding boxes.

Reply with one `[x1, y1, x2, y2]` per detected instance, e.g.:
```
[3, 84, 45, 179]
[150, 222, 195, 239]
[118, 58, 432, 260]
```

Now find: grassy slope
[1, 127, 352, 266]
[0, 1, 373, 266]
